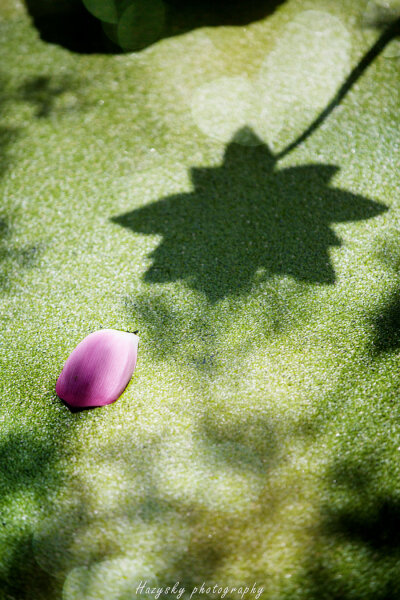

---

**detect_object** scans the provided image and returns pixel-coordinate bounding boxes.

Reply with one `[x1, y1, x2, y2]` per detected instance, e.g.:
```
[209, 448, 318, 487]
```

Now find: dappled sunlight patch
[205, 300, 371, 421]
[191, 77, 261, 146]
[33, 482, 189, 581]
[186, 10, 352, 149]
[83, 462, 137, 514]
[46, 427, 329, 596]
[257, 10, 352, 148]
[63, 558, 157, 600]
[218, 469, 322, 596]
[150, 30, 226, 103]
[155, 433, 262, 513]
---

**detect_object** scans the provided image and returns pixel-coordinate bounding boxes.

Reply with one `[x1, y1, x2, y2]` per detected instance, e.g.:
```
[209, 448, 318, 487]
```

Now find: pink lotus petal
[56, 329, 139, 408]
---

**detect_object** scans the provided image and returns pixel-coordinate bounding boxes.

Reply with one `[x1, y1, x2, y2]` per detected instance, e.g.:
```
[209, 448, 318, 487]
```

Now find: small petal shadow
[17, 74, 89, 119]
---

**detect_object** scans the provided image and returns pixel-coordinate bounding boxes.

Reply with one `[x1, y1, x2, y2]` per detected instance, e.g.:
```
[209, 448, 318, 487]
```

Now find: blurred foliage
[25, 0, 286, 53]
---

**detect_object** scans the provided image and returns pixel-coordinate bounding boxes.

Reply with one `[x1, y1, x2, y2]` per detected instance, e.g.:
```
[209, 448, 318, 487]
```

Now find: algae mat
[1, 0, 400, 598]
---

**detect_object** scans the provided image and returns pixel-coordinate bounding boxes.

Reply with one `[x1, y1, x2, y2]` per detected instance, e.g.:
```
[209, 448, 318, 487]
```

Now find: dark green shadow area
[0, 387, 115, 599]
[112, 128, 387, 303]
[0, 428, 68, 599]
[24, 0, 286, 54]
[301, 452, 400, 600]
[123, 274, 313, 367]
[291, 364, 400, 600]
[367, 238, 400, 355]
[164, 0, 287, 32]
[24, 0, 121, 54]
[0, 73, 18, 178]
[1, 532, 63, 600]
[197, 413, 279, 476]
[370, 290, 400, 354]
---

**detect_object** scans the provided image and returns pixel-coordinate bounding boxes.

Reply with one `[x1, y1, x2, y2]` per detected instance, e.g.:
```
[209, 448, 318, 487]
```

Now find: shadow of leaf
[123, 293, 217, 369]
[112, 128, 387, 302]
[326, 497, 400, 552]
[302, 451, 400, 600]
[198, 414, 279, 476]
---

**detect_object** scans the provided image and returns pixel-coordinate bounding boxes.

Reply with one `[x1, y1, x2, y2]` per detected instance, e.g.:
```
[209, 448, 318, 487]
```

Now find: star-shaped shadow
[112, 128, 387, 302]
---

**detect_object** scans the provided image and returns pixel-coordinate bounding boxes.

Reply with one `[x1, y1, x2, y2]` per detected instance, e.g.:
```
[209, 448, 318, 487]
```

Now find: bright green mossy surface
[1, 1, 400, 598]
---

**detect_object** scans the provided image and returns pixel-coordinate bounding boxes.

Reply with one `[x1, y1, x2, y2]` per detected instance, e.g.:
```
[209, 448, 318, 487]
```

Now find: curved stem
[275, 17, 400, 160]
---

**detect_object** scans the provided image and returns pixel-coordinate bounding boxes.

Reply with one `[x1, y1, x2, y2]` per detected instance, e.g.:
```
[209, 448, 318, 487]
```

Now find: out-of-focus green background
[1, 0, 400, 598]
